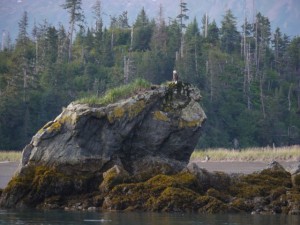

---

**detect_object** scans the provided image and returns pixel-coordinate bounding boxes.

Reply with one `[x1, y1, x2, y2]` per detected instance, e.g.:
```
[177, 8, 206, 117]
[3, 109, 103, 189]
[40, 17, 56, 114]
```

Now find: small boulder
[265, 161, 286, 172]
[186, 163, 231, 192]
[99, 165, 130, 192]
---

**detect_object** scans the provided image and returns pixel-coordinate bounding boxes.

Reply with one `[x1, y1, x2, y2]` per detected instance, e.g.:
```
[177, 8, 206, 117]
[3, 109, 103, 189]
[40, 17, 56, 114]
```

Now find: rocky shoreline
[51, 161, 300, 215]
[1, 160, 299, 215]
[0, 83, 299, 214]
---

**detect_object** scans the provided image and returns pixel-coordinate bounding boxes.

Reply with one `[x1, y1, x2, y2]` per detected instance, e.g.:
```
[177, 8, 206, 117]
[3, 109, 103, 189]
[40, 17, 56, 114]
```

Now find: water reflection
[0, 210, 299, 225]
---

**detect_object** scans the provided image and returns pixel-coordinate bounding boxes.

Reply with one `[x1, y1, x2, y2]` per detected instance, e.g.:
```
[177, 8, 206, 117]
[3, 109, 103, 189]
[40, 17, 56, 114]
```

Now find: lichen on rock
[153, 111, 170, 122]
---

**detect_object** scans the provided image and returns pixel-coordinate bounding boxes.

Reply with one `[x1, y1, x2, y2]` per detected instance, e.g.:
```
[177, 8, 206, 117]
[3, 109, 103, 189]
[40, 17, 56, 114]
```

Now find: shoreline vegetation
[1, 145, 299, 163]
[0, 151, 21, 162]
[191, 145, 300, 162]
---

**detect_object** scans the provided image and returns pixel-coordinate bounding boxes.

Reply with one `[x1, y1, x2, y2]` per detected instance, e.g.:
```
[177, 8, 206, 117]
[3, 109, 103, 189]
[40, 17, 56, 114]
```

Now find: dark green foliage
[0, 7, 299, 150]
[207, 20, 219, 45]
[132, 8, 153, 51]
[220, 10, 239, 54]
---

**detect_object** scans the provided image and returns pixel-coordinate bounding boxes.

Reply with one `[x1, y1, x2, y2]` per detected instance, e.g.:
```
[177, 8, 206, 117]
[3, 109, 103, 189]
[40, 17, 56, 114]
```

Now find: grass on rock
[76, 79, 151, 106]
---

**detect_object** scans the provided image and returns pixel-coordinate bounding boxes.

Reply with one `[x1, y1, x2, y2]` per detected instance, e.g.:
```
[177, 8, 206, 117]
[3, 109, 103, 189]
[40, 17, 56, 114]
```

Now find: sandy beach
[191, 160, 298, 174]
[0, 160, 298, 189]
[0, 161, 19, 189]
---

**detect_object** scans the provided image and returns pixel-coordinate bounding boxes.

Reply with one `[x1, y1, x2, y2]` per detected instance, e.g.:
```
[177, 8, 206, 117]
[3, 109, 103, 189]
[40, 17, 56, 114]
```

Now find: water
[0, 210, 299, 225]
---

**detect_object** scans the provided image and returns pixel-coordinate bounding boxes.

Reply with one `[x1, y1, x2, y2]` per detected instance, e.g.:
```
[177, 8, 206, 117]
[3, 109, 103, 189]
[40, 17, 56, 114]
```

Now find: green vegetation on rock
[77, 79, 151, 106]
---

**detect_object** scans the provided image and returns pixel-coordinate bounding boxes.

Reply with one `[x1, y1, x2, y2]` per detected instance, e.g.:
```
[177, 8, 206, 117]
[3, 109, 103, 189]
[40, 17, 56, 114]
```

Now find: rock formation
[1, 82, 299, 215]
[0, 82, 206, 208]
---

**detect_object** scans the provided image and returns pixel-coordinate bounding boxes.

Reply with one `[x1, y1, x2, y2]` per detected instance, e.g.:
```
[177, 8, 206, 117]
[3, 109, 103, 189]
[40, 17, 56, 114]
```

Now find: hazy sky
[0, 0, 299, 40]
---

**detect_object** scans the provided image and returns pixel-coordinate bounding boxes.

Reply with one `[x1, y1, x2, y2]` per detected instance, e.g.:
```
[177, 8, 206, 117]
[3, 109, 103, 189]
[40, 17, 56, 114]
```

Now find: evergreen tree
[287, 37, 300, 112]
[118, 11, 130, 29]
[132, 8, 153, 51]
[207, 20, 219, 46]
[61, 0, 85, 62]
[220, 10, 239, 54]
[177, 0, 189, 31]
[57, 24, 69, 64]
[177, 18, 203, 84]
[272, 27, 290, 75]
[102, 29, 114, 67]
[166, 20, 181, 62]
[151, 5, 167, 52]
[92, 0, 103, 32]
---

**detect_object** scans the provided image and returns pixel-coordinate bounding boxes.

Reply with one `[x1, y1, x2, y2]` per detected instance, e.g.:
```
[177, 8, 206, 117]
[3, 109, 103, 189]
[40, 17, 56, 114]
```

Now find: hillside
[0, 0, 300, 150]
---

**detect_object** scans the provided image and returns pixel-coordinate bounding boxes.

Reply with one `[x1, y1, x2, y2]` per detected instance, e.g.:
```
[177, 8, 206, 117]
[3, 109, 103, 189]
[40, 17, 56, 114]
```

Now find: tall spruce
[220, 9, 239, 54]
[61, 0, 85, 62]
[133, 8, 153, 51]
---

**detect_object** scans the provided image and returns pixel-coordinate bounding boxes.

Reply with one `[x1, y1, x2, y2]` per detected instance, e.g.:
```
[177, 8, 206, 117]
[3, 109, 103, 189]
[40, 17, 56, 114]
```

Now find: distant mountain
[1, 0, 299, 42]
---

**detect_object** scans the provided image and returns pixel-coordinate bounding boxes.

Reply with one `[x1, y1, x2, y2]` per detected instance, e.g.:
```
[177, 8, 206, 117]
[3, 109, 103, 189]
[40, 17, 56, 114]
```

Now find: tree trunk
[68, 19, 75, 62]
[194, 38, 198, 74]
[288, 83, 292, 111]
[260, 71, 266, 118]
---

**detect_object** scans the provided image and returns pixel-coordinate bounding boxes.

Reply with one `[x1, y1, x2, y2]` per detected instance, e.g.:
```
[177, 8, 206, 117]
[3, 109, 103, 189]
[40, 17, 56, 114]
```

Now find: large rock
[22, 82, 206, 174]
[0, 82, 206, 208]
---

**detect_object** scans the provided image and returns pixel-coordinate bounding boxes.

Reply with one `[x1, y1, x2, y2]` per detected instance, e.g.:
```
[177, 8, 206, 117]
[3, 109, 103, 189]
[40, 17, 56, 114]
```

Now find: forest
[0, 0, 299, 150]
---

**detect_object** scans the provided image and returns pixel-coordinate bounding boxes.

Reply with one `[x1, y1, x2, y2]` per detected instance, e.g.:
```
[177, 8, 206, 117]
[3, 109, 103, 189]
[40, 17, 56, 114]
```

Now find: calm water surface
[0, 210, 299, 225]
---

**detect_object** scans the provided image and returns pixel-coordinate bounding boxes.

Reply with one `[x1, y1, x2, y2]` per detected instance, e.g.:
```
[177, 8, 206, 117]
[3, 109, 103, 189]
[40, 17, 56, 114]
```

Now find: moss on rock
[1, 165, 100, 208]
[230, 198, 253, 212]
[230, 168, 292, 199]
[178, 119, 202, 128]
[102, 172, 201, 211]
[146, 172, 199, 191]
[153, 187, 199, 212]
[292, 174, 300, 187]
[2, 162, 299, 214]
[107, 106, 125, 123]
[128, 100, 145, 119]
[99, 165, 130, 192]
[107, 100, 146, 123]
[153, 111, 170, 122]
[206, 188, 230, 202]
[195, 196, 230, 213]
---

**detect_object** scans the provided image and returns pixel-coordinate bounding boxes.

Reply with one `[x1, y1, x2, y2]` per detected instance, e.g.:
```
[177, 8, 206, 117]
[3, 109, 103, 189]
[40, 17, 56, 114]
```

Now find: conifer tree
[133, 8, 153, 51]
[92, 0, 102, 32]
[207, 20, 219, 45]
[220, 9, 239, 54]
[62, 0, 85, 62]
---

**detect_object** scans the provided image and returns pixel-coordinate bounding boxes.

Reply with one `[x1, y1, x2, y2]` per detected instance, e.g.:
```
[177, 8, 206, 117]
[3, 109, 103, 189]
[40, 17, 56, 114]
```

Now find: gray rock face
[290, 161, 300, 175]
[21, 83, 206, 175]
[290, 161, 300, 187]
[0, 83, 206, 208]
[186, 162, 231, 192]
